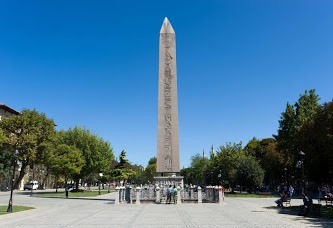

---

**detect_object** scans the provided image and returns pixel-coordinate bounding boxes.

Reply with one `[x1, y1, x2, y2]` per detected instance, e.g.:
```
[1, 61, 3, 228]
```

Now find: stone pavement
[0, 190, 332, 227]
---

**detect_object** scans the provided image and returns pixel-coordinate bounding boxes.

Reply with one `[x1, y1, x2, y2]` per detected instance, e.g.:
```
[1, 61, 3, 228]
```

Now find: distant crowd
[318, 184, 333, 199]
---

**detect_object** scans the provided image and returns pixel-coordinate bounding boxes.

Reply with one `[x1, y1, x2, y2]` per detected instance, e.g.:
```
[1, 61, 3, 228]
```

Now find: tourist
[288, 184, 294, 198]
[167, 185, 172, 204]
[172, 185, 177, 204]
[275, 190, 287, 207]
[65, 184, 69, 199]
[298, 192, 312, 215]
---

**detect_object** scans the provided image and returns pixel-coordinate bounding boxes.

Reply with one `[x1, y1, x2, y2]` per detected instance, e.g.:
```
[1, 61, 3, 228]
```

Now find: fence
[114, 185, 224, 204]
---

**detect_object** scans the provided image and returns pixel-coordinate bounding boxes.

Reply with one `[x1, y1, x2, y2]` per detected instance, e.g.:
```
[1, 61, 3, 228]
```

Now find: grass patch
[32, 190, 113, 198]
[321, 206, 333, 218]
[225, 192, 276, 198]
[0, 205, 34, 215]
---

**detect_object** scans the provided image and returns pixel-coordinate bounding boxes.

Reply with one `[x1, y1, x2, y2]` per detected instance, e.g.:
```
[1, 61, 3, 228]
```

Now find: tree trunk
[55, 175, 58, 193]
[14, 162, 28, 189]
[41, 172, 49, 189]
[75, 178, 79, 190]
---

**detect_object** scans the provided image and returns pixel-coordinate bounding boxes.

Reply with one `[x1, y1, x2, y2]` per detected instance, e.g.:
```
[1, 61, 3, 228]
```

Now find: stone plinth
[154, 176, 184, 189]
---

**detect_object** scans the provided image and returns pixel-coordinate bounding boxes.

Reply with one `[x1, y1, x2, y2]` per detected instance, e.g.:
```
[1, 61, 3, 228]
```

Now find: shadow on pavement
[31, 196, 114, 202]
[264, 205, 333, 228]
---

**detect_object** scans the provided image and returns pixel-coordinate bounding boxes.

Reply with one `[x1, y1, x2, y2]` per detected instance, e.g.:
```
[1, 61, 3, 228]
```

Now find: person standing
[65, 185, 69, 199]
[172, 185, 177, 204]
[166, 185, 172, 204]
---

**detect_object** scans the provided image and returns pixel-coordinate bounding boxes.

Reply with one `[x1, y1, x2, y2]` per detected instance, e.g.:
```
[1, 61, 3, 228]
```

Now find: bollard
[177, 186, 182, 204]
[215, 186, 219, 202]
[206, 186, 211, 201]
[128, 186, 132, 203]
[115, 187, 120, 205]
[197, 186, 202, 204]
[135, 187, 141, 204]
[121, 186, 126, 203]
[218, 186, 223, 204]
[190, 185, 194, 200]
[155, 186, 161, 204]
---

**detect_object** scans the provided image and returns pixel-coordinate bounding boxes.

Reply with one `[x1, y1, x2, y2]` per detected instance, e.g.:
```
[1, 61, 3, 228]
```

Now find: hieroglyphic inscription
[162, 33, 174, 171]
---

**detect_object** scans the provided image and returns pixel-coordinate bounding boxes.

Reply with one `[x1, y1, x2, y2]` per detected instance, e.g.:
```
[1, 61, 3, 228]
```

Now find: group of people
[274, 183, 316, 216]
[318, 184, 333, 198]
[166, 185, 178, 204]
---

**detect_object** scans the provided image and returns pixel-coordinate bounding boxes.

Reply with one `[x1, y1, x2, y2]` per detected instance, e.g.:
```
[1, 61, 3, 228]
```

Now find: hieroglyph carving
[162, 33, 174, 171]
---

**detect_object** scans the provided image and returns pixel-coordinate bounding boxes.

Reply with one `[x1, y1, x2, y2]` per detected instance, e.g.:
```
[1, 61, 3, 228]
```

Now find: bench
[319, 198, 333, 207]
[282, 198, 291, 207]
[258, 192, 272, 196]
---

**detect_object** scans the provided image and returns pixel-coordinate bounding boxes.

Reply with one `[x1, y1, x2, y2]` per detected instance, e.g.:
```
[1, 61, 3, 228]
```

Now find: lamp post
[98, 172, 103, 195]
[218, 170, 222, 185]
[284, 168, 288, 184]
[299, 151, 305, 194]
[210, 171, 213, 185]
[7, 150, 18, 213]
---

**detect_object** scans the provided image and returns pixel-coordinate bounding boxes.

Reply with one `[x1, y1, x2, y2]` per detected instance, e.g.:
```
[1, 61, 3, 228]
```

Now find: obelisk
[156, 17, 180, 175]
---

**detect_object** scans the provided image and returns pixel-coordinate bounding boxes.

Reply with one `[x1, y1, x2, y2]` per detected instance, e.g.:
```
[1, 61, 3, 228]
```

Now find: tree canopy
[0, 109, 56, 188]
[45, 144, 85, 182]
[56, 127, 114, 188]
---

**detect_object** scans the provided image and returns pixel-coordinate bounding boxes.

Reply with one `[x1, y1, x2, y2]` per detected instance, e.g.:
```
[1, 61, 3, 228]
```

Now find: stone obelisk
[156, 17, 180, 175]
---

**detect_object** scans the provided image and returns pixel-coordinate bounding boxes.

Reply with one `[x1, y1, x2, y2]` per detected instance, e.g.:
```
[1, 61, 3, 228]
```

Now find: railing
[114, 185, 224, 204]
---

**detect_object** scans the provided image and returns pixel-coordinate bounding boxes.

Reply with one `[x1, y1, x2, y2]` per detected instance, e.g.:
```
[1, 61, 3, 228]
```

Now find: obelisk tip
[160, 17, 175, 34]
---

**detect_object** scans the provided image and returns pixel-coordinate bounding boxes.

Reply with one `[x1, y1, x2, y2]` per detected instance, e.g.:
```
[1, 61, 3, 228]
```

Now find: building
[0, 104, 20, 119]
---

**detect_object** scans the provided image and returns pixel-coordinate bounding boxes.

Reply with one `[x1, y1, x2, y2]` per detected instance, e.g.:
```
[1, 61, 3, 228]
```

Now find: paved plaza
[0, 190, 332, 228]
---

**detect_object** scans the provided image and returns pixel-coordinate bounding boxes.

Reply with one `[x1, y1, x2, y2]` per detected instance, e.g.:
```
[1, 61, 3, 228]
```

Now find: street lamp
[296, 151, 305, 194]
[7, 150, 18, 213]
[284, 168, 288, 184]
[98, 172, 103, 195]
[299, 151, 305, 194]
[218, 170, 222, 185]
[210, 171, 213, 185]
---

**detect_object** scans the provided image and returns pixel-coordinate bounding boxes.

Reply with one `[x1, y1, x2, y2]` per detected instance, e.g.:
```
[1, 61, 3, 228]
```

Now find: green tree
[144, 157, 157, 183]
[188, 153, 209, 185]
[130, 164, 145, 184]
[110, 150, 138, 185]
[298, 101, 333, 182]
[0, 109, 56, 189]
[244, 138, 285, 186]
[148, 157, 157, 165]
[45, 144, 85, 191]
[234, 155, 264, 192]
[275, 102, 297, 167]
[244, 137, 260, 157]
[117, 150, 131, 169]
[214, 142, 244, 187]
[295, 89, 322, 131]
[275, 90, 321, 169]
[0, 129, 10, 186]
[180, 167, 194, 185]
[0, 150, 12, 188]
[0, 129, 6, 146]
[56, 127, 114, 189]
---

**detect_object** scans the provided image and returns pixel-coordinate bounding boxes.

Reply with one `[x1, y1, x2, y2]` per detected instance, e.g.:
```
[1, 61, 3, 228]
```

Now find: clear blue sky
[1, 0, 332, 168]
